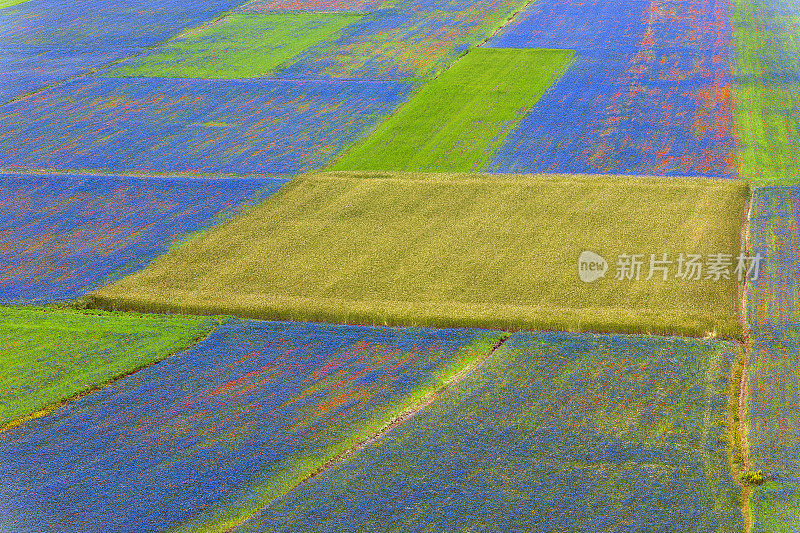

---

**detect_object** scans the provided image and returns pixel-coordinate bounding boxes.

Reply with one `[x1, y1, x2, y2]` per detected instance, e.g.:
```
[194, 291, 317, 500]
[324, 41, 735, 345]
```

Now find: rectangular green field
[329, 48, 574, 172]
[109, 13, 360, 79]
[732, 0, 800, 185]
[89, 172, 749, 337]
[0, 306, 220, 428]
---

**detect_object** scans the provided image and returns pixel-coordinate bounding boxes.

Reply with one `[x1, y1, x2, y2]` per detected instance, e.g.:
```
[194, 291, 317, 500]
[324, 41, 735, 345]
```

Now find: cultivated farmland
[91, 172, 748, 337]
[0, 174, 286, 303]
[732, 0, 800, 186]
[110, 13, 361, 79]
[744, 188, 800, 530]
[0, 78, 412, 173]
[236, 331, 743, 532]
[0, 0, 246, 101]
[0, 306, 220, 428]
[0, 320, 500, 532]
[2, 0, 799, 527]
[329, 48, 573, 172]
[487, 0, 735, 178]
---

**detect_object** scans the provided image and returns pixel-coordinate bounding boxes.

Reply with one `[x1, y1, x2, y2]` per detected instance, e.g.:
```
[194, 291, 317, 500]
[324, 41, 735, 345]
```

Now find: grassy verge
[109, 13, 360, 79]
[751, 481, 800, 531]
[90, 171, 749, 338]
[328, 48, 573, 171]
[0, 306, 222, 428]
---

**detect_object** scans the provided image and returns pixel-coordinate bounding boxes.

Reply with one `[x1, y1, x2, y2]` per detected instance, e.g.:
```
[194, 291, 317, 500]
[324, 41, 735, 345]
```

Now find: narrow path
[733, 194, 753, 533]
[227, 334, 509, 533]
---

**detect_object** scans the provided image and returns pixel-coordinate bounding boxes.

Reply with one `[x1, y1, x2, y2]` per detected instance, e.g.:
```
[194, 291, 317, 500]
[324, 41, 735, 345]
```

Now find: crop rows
[238, 331, 742, 532]
[89, 172, 747, 337]
[0, 174, 285, 303]
[0, 320, 499, 533]
[329, 48, 573, 172]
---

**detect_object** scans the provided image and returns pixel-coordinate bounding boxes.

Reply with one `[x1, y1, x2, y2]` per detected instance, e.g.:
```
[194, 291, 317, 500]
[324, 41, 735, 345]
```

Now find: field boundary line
[0, 167, 292, 181]
[475, 0, 536, 49]
[225, 334, 509, 533]
[731, 192, 753, 533]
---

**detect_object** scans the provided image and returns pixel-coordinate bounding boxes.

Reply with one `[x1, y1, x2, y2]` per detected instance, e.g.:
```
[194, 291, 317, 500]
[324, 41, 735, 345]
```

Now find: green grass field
[329, 48, 573, 171]
[0, 0, 30, 8]
[90, 172, 748, 337]
[109, 13, 360, 79]
[0, 306, 221, 428]
[732, 0, 800, 185]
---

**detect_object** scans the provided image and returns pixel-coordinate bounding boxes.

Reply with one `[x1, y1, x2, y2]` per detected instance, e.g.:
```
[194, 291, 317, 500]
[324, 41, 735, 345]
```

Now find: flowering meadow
[745, 187, 800, 529]
[0, 0, 244, 102]
[0, 307, 219, 428]
[0, 320, 500, 532]
[238, 331, 742, 532]
[0, 78, 411, 174]
[0, 174, 285, 303]
[487, 0, 736, 178]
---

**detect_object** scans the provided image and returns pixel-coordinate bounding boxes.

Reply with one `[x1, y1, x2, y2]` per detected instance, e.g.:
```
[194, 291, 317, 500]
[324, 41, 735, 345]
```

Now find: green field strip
[108, 13, 361, 79]
[0, 306, 221, 428]
[172, 333, 505, 533]
[329, 48, 573, 172]
[0, 0, 30, 8]
[90, 172, 748, 338]
[732, 0, 800, 185]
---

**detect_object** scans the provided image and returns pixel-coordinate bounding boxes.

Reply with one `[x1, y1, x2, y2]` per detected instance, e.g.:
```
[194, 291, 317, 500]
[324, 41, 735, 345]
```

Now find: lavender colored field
[747, 326, 800, 530]
[489, 0, 731, 53]
[238, 331, 742, 532]
[274, 0, 529, 81]
[0, 320, 500, 533]
[488, 0, 736, 178]
[0, 174, 285, 303]
[745, 188, 800, 529]
[0, 0, 245, 102]
[0, 307, 220, 428]
[0, 78, 410, 174]
[747, 187, 800, 327]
